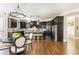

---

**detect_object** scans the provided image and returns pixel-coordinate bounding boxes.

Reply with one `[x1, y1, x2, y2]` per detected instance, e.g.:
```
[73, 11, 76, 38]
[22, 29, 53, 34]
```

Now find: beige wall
[75, 16, 79, 38]
[63, 10, 79, 41]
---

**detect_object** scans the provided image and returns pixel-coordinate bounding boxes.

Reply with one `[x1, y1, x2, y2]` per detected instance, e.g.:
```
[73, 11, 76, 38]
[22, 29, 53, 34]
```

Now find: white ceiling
[0, 3, 79, 19]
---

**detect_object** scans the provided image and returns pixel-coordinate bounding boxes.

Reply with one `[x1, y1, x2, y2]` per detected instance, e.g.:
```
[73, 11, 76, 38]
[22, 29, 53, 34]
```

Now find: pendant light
[9, 4, 26, 18]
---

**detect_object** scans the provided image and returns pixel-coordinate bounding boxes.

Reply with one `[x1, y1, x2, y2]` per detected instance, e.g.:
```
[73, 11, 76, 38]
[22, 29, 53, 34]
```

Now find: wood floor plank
[21, 39, 79, 55]
[25, 40, 67, 55]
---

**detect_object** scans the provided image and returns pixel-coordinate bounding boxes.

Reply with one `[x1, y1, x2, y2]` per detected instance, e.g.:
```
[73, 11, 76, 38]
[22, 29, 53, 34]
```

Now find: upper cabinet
[8, 16, 27, 29]
[52, 16, 63, 25]
[20, 21, 26, 28]
[8, 18, 17, 28]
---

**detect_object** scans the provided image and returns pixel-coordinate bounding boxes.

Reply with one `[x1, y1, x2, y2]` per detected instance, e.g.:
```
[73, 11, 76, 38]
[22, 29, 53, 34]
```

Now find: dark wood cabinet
[8, 18, 17, 28]
[57, 24, 63, 41]
[40, 22, 47, 28]
[52, 16, 64, 41]
[20, 21, 26, 28]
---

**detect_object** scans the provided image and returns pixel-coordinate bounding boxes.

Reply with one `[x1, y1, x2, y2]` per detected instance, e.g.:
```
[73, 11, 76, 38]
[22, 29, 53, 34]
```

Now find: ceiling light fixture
[9, 4, 26, 18]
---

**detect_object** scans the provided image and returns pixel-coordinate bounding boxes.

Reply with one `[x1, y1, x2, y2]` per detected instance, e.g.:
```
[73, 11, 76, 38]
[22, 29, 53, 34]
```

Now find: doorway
[66, 16, 75, 39]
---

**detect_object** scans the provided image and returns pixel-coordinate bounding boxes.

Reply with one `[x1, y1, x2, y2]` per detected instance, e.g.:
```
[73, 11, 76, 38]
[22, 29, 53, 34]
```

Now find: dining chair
[26, 33, 33, 50]
[9, 36, 26, 55]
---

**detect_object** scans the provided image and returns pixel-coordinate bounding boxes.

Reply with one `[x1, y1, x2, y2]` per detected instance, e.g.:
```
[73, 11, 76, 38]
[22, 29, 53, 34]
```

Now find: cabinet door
[11, 19, 17, 28]
[58, 17, 63, 24]
[20, 21, 26, 28]
[8, 18, 17, 28]
[57, 24, 63, 41]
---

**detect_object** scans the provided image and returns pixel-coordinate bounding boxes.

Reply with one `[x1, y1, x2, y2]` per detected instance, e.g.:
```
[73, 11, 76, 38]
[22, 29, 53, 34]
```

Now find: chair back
[12, 32, 21, 40]
[29, 33, 33, 40]
[14, 36, 26, 48]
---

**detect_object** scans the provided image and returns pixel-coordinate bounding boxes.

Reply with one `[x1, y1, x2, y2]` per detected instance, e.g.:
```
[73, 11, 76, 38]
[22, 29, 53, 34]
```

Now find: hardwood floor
[24, 39, 67, 55]
[22, 39, 79, 55]
[1, 39, 79, 55]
